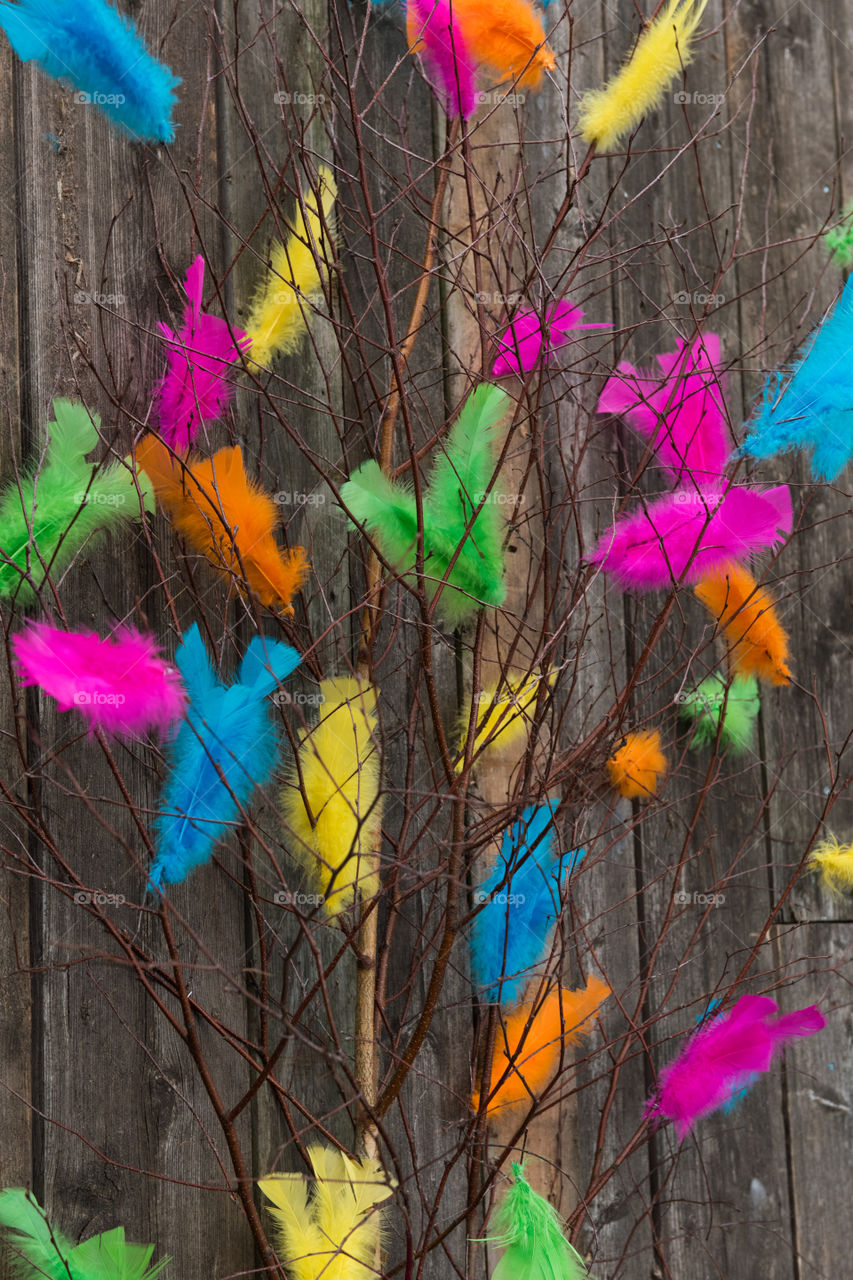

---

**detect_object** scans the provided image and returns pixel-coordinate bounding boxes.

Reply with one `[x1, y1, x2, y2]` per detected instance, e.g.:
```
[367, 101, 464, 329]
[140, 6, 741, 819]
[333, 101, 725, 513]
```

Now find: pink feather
[648, 993, 826, 1139]
[590, 483, 792, 591]
[156, 256, 250, 451]
[598, 334, 730, 484]
[12, 621, 186, 739]
[491, 299, 610, 378]
[408, 0, 477, 119]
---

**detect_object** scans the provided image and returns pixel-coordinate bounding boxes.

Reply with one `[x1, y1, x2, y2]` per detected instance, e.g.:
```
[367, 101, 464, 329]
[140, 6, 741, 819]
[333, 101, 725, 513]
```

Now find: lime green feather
[825, 208, 853, 270]
[479, 1164, 587, 1280]
[678, 673, 760, 753]
[0, 399, 154, 603]
[339, 383, 510, 625]
[0, 1190, 168, 1280]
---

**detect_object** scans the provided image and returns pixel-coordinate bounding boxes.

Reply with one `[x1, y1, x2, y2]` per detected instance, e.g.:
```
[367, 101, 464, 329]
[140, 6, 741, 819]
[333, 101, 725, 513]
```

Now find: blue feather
[149, 625, 300, 890]
[741, 276, 853, 481]
[469, 802, 585, 1006]
[0, 0, 180, 144]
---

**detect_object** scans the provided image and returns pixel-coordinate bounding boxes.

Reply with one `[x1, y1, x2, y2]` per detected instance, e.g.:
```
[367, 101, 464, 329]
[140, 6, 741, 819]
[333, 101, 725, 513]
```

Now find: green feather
[678, 673, 760, 753]
[0, 1191, 168, 1280]
[0, 399, 154, 603]
[339, 383, 510, 626]
[825, 208, 853, 270]
[478, 1164, 587, 1280]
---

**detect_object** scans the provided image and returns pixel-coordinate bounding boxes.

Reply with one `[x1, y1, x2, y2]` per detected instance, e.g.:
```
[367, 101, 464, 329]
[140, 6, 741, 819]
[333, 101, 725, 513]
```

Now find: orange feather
[694, 562, 791, 686]
[409, 0, 556, 92]
[607, 729, 666, 799]
[473, 977, 610, 1116]
[136, 435, 309, 614]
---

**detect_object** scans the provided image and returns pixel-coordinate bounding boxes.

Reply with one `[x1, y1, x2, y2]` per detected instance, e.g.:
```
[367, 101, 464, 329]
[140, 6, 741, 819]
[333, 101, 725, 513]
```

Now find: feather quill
[646, 993, 826, 1139]
[578, 0, 709, 151]
[590, 482, 792, 591]
[806, 836, 853, 897]
[473, 976, 610, 1115]
[156, 256, 250, 450]
[446, 0, 555, 90]
[260, 1145, 394, 1280]
[470, 801, 585, 1005]
[0, 1188, 168, 1280]
[597, 333, 729, 485]
[455, 670, 552, 774]
[694, 561, 791, 685]
[135, 435, 309, 615]
[475, 1163, 588, 1280]
[341, 383, 510, 626]
[491, 299, 610, 379]
[11, 620, 185, 739]
[407, 0, 477, 118]
[244, 166, 337, 367]
[607, 729, 666, 799]
[741, 275, 853, 481]
[0, 399, 154, 604]
[0, 0, 179, 144]
[281, 677, 383, 919]
[150, 624, 300, 889]
[677, 673, 759, 754]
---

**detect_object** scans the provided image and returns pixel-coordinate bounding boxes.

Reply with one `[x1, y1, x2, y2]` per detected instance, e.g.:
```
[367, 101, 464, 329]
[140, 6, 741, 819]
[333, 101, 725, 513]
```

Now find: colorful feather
[694, 561, 792, 686]
[407, 0, 477, 118]
[455, 670, 552, 774]
[447, 0, 556, 91]
[0, 399, 154, 604]
[0, 1188, 168, 1280]
[476, 1163, 588, 1280]
[578, 0, 709, 151]
[741, 275, 853, 481]
[607, 729, 666, 799]
[646, 992, 826, 1139]
[470, 802, 585, 1006]
[677, 673, 760, 754]
[280, 677, 383, 919]
[0, 0, 179, 144]
[156, 256, 250, 451]
[825, 209, 853, 271]
[491, 299, 610, 379]
[135, 435, 309, 615]
[341, 383, 510, 626]
[597, 333, 729, 485]
[590, 482, 792, 591]
[149, 624, 300, 889]
[244, 166, 337, 367]
[11, 620, 185, 739]
[260, 1145, 394, 1280]
[473, 976, 610, 1115]
[806, 836, 853, 897]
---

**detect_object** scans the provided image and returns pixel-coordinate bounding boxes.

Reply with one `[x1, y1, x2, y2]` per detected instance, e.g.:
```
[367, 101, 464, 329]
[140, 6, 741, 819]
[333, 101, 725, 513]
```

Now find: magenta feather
[647, 993, 825, 1139]
[491, 299, 610, 378]
[156, 256, 250, 451]
[408, 0, 477, 119]
[591, 482, 792, 591]
[598, 334, 730, 485]
[11, 620, 186, 739]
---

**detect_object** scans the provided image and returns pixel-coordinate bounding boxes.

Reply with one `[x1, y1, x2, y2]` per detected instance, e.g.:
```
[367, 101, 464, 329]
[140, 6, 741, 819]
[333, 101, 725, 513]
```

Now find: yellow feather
[281, 677, 384, 918]
[260, 1148, 394, 1280]
[807, 836, 853, 897]
[245, 165, 337, 367]
[578, 0, 709, 152]
[454, 671, 553, 775]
